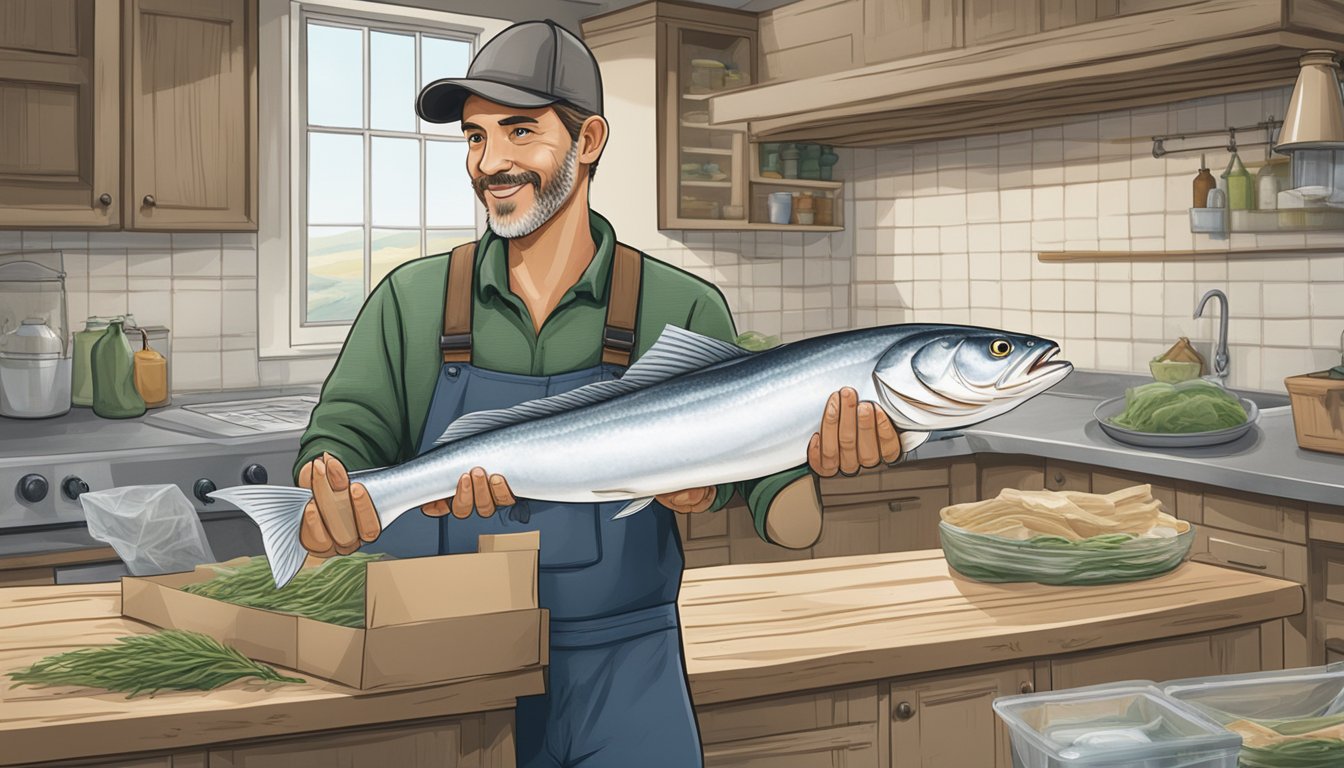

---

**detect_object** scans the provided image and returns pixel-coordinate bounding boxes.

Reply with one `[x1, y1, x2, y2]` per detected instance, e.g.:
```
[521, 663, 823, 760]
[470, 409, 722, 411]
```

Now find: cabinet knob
[1053, 472, 1066, 485]
[242, 464, 268, 485]
[894, 701, 915, 720]
[194, 478, 217, 504]
[1020, 681, 1035, 695]
[98, 193, 112, 206]
[142, 194, 156, 207]
[17, 474, 48, 504]
[62, 476, 90, 501]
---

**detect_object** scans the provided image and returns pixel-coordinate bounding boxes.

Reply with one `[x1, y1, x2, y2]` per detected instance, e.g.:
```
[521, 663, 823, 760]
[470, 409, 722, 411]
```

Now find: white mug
[1206, 188, 1227, 209]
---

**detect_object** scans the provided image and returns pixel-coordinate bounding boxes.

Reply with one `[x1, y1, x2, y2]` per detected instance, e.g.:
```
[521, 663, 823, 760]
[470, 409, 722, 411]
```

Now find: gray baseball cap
[416, 20, 603, 124]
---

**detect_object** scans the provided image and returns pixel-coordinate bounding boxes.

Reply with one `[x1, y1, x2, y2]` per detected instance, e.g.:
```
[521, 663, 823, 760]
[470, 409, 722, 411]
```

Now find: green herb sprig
[181, 552, 380, 627]
[8, 630, 304, 698]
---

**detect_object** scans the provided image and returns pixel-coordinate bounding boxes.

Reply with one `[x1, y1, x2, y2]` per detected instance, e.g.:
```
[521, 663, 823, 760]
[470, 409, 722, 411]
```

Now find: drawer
[1192, 526, 1307, 583]
[812, 487, 950, 558]
[1309, 502, 1344, 545]
[819, 461, 951, 497]
[1203, 491, 1307, 544]
[699, 683, 881, 768]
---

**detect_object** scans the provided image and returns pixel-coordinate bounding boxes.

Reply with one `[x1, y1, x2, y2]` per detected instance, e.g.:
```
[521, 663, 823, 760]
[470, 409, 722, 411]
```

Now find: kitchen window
[259, 1, 507, 355]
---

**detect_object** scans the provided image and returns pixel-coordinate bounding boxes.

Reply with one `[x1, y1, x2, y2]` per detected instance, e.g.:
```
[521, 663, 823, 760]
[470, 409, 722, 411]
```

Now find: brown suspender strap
[441, 242, 477, 363]
[602, 244, 642, 367]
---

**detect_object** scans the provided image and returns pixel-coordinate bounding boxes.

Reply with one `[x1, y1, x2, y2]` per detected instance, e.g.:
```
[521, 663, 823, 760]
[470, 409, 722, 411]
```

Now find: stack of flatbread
[939, 484, 1189, 541]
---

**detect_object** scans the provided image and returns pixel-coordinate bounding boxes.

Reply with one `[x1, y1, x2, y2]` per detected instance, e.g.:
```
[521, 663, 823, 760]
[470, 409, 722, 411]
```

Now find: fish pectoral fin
[612, 497, 657, 520]
[898, 431, 931, 456]
[593, 488, 638, 498]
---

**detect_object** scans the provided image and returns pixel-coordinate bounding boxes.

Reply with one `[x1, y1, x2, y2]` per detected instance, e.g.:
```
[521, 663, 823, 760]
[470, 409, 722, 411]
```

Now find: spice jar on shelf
[792, 192, 815, 225]
[814, 193, 834, 226]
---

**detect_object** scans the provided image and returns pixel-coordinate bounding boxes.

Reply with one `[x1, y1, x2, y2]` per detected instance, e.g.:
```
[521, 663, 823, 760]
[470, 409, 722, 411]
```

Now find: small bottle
[90, 318, 146, 419]
[1256, 163, 1280, 210]
[1193, 154, 1216, 208]
[1222, 152, 1254, 210]
[132, 326, 169, 408]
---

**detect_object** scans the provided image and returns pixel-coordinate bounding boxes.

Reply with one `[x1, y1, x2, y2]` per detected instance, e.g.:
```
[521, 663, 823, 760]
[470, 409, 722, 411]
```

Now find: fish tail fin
[207, 485, 312, 588]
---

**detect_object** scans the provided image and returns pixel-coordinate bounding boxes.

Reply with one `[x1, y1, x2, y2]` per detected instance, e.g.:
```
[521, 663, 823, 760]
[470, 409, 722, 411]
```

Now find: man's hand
[298, 453, 381, 557]
[655, 486, 716, 514]
[808, 387, 903, 477]
[421, 467, 517, 519]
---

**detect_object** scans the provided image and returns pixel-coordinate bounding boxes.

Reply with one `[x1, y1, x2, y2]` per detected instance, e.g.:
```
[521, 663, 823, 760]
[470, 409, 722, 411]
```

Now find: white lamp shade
[1276, 50, 1344, 151]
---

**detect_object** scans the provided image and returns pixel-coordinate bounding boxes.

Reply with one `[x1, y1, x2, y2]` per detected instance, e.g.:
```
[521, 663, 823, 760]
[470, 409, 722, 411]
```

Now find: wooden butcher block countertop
[0, 551, 1303, 765]
[678, 550, 1304, 705]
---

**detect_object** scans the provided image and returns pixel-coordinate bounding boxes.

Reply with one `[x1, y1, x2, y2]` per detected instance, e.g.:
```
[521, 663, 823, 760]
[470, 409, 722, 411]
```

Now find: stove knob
[62, 476, 90, 501]
[17, 474, 48, 503]
[242, 464, 268, 485]
[194, 478, 217, 504]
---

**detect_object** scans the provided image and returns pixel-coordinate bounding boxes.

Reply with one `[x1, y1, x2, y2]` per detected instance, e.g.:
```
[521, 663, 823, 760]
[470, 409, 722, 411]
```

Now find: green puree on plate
[1109, 379, 1248, 434]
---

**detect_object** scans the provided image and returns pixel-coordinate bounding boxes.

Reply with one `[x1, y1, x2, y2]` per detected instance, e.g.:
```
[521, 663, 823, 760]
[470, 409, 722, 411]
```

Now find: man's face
[461, 96, 579, 238]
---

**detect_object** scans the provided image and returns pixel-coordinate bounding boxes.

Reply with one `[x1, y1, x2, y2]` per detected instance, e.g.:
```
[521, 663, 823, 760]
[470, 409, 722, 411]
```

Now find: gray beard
[487, 142, 579, 239]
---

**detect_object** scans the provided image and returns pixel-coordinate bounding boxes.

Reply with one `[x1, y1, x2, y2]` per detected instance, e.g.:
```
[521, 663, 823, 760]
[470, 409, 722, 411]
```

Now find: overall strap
[440, 242, 477, 363]
[602, 243, 643, 367]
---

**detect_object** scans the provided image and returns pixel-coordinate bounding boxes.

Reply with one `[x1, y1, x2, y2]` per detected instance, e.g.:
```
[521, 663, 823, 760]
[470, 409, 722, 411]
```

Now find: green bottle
[90, 319, 146, 419]
[1222, 152, 1253, 210]
[71, 317, 108, 407]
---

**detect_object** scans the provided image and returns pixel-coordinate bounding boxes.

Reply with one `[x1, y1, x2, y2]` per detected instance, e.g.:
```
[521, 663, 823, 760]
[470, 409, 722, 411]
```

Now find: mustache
[474, 171, 541, 194]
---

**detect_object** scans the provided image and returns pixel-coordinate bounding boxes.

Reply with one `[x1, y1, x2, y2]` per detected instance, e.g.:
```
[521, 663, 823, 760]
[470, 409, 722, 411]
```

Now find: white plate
[1094, 396, 1259, 447]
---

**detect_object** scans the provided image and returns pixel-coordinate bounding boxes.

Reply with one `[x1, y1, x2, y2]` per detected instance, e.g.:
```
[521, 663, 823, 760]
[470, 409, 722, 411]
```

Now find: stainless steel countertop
[0, 386, 321, 465]
[913, 372, 1343, 507]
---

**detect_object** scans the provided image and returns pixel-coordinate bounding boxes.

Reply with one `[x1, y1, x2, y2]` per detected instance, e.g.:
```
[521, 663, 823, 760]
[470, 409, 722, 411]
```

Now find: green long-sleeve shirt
[294, 210, 809, 540]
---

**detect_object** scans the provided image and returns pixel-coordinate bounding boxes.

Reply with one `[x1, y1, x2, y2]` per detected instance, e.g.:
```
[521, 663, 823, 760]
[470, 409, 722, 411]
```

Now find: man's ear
[578, 115, 609, 166]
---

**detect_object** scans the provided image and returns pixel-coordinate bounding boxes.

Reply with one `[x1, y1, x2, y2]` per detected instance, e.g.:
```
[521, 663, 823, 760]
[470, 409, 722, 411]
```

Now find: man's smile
[487, 183, 526, 200]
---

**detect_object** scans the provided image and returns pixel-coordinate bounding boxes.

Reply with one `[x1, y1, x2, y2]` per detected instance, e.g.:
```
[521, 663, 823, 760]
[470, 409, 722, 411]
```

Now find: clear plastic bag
[80, 484, 216, 576]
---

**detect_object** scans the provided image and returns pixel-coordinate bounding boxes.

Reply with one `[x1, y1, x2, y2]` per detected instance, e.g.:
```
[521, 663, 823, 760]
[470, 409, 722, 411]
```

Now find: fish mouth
[1029, 345, 1069, 375]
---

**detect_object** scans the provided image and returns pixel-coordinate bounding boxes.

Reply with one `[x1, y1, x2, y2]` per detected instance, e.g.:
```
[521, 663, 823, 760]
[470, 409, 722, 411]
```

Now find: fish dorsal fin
[434, 325, 753, 446]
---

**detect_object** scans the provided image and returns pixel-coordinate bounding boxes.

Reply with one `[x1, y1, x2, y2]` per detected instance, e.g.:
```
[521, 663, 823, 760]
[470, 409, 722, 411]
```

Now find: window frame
[259, 0, 507, 357]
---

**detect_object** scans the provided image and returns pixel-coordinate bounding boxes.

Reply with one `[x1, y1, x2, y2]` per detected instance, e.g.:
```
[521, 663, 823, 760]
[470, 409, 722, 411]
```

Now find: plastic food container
[1163, 665, 1344, 768]
[994, 682, 1241, 768]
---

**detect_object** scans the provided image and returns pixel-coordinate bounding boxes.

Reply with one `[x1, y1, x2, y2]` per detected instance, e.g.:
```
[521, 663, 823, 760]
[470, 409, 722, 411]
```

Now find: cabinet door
[125, 0, 256, 229]
[1050, 625, 1261, 689]
[0, 0, 119, 228]
[813, 487, 950, 557]
[208, 713, 513, 768]
[700, 684, 882, 768]
[966, 0, 1040, 47]
[863, 0, 962, 66]
[977, 457, 1044, 498]
[890, 664, 1033, 768]
[1043, 460, 1090, 492]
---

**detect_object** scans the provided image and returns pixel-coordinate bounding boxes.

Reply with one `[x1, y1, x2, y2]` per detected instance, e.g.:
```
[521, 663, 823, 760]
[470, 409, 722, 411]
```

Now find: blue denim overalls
[361, 242, 703, 768]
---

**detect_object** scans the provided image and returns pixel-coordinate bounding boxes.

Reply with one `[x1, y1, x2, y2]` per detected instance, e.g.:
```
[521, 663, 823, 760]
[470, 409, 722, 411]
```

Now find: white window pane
[307, 23, 362, 128]
[370, 31, 414, 132]
[371, 137, 420, 227]
[420, 36, 471, 136]
[427, 229, 474, 256]
[425, 141, 475, 227]
[308, 132, 364, 224]
[306, 226, 364, 323]
[371, 229, 422, 287]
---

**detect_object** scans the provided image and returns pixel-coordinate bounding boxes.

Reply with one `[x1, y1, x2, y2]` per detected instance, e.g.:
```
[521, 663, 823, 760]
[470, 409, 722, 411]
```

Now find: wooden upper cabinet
[1040, 0, 1202, 32]
[124, 0, 256, 230]
[863, 0, 962, 65]
[0, 0, 120, 228]
[966, 0, 1040, 46]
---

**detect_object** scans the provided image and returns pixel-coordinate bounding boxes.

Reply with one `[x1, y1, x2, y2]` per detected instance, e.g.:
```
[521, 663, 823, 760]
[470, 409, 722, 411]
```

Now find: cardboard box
[121, 535, 545, 691]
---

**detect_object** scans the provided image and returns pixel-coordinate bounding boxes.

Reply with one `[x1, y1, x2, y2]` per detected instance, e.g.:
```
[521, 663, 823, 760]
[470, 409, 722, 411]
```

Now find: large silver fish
[212, 324, 1072, 587]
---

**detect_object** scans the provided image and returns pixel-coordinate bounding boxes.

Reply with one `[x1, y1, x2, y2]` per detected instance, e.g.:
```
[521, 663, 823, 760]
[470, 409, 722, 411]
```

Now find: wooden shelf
[682, 146, 735, 156]
[1038, 247, 1341, 262]
[681, 120, 740, 132]
[681, 179, 733, 188]
[671, 219, 843, 232]
[750, 175, 843, 189]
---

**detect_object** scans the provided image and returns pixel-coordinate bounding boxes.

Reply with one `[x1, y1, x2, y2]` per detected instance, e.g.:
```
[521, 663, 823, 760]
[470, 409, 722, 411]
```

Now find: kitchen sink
[1048, 370, 1291, 409]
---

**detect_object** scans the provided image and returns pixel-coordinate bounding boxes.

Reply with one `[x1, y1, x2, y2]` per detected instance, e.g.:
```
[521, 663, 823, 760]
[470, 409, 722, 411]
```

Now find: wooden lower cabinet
[699, 684, 883, 768]
[889, 663, 1033, 768]
[1049, 625, 1262, 689]
[207, 713, 514, 768]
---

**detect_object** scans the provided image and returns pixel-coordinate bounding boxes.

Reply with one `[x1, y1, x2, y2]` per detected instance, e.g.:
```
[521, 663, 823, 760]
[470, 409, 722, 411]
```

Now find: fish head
[872, 327, 1073, 430]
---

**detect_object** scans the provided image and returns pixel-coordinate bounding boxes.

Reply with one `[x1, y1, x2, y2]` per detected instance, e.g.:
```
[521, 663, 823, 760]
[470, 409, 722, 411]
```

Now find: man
[294, 19, 904, 768]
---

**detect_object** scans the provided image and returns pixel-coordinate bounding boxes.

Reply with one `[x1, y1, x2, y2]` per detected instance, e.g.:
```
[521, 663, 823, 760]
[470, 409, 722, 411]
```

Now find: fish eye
[989, 339, 1013, 358]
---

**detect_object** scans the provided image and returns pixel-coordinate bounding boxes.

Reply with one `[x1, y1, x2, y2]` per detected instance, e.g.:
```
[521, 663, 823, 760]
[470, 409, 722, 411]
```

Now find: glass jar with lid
[0, 256, 71, 418]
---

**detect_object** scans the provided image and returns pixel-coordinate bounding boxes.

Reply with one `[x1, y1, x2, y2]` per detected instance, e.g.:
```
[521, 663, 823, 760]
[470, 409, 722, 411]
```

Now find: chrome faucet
[1193, 288, 1230, 383]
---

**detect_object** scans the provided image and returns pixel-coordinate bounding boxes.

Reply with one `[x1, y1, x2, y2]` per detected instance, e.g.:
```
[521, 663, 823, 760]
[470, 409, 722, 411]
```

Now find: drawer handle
[887, 496, 922, 511]
[1226, 558, 1269, 571]
[894, 701, 915, 720]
